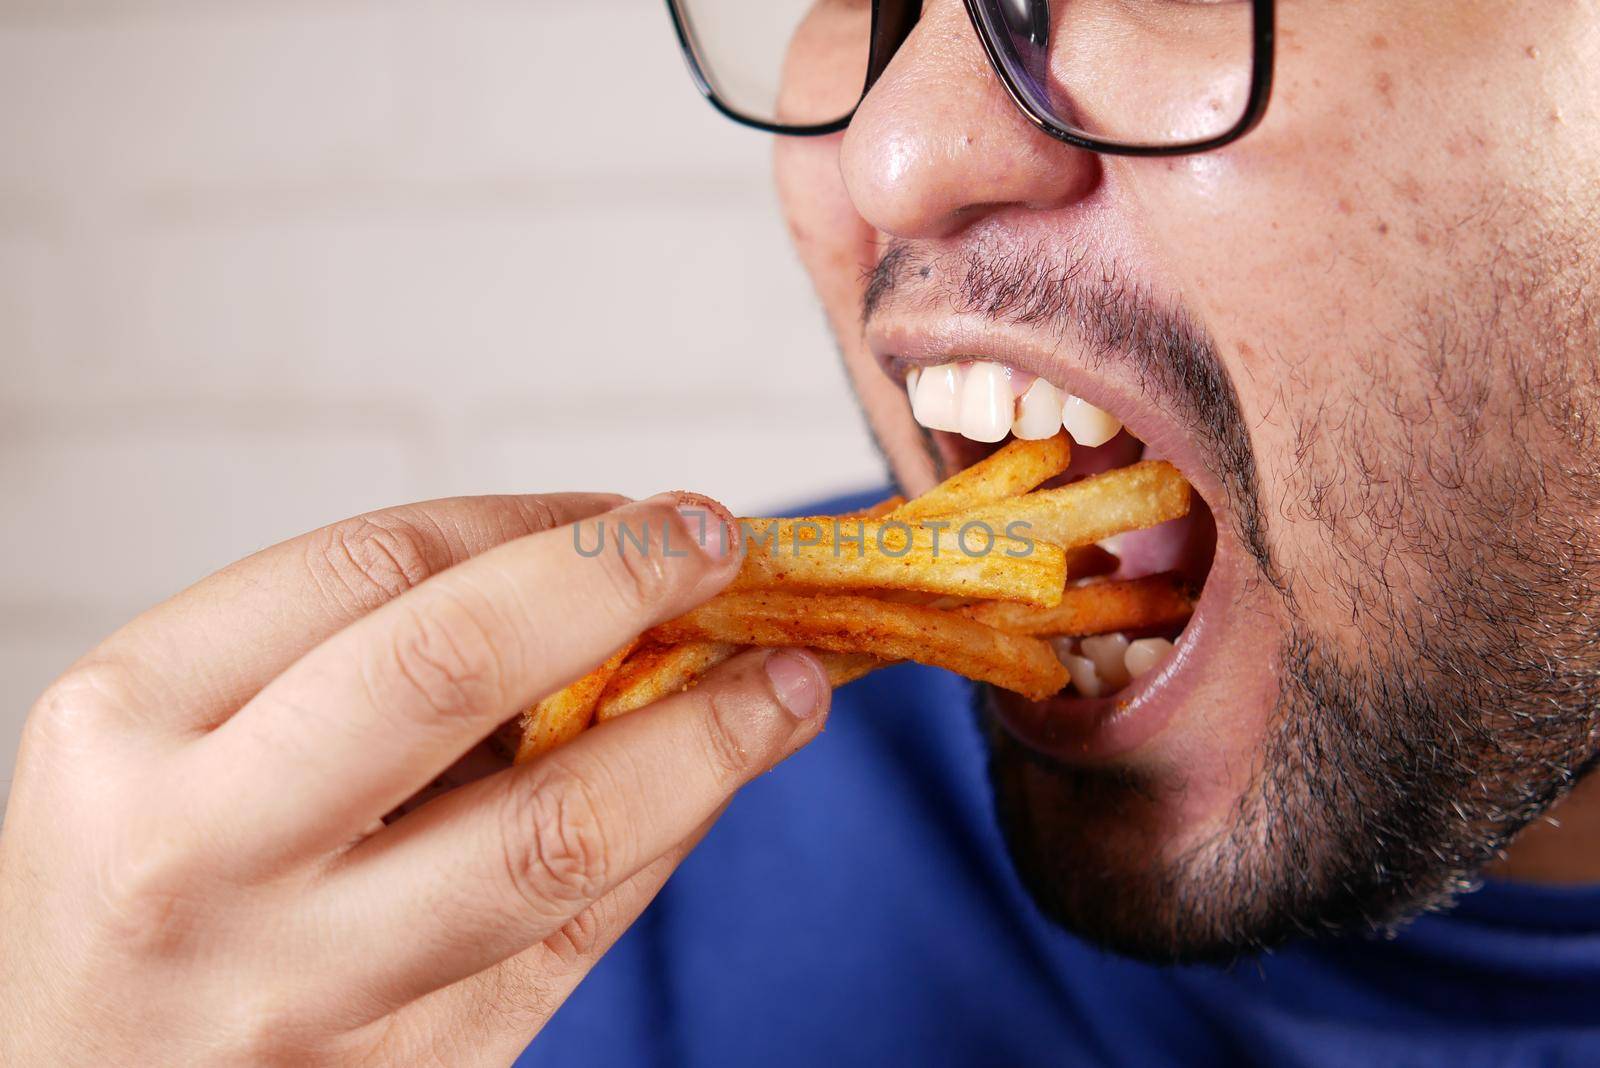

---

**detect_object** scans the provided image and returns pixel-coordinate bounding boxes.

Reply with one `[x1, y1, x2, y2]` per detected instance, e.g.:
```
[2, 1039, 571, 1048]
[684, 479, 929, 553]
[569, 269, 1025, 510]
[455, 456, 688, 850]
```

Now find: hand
[0, 492, 830, 1065]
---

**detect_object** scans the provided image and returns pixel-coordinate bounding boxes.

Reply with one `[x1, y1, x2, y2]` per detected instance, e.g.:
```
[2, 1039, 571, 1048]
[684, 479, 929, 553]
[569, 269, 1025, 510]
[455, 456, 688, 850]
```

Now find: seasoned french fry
[816, 650, 890, 686]
[649, 590, 1068, 700]
[599, 643, 889, 724]
[891, 432, 1071, 519]
[516, 640, 638, 764]
[871, 547, 1106, 609]
[964, 573, 1195, 637]
[733, 517, 1065, 607]
[522, 441, 1190, 759]
[842, 495, 906, 520]
[596, 640, 738, 722]
[934, 461, 1190, 550]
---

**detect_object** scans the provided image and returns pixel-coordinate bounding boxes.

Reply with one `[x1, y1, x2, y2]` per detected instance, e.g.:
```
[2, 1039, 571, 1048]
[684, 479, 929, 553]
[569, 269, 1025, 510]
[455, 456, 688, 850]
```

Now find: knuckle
[511, 492, 629, 539]
[90, 836, 200, 955]
[26, 658, 139, 748]
[500, 768, 616, 910]
[218, 990, 321, 1066]
[597, 511, 680, 614]
[382, 594, 510, 726]
[541, 901, 609, 966]
[307, 513, 441, 613]
[512, 495, 565, 536]
[698, 686, 764, 779]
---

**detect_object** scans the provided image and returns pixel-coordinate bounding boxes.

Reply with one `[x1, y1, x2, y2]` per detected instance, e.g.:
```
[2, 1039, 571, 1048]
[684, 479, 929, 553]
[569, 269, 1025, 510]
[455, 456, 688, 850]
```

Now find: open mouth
[889, 355, 1223, 762]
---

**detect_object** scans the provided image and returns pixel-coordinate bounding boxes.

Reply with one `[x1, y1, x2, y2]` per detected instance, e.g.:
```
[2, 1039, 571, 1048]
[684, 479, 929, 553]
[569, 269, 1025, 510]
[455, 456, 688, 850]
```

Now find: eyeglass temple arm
[863, 0, 924, 95]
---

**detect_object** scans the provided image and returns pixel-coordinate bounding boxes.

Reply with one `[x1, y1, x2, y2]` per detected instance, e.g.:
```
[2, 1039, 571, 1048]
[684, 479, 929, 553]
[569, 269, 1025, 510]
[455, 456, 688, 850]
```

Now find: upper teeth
[1014, 379, 1062, 440]
[1061, 394, 1122, 448]
[959, 362, 1012, 443]
[906, 361, 1122, 447]
[910, 363, 962, 433]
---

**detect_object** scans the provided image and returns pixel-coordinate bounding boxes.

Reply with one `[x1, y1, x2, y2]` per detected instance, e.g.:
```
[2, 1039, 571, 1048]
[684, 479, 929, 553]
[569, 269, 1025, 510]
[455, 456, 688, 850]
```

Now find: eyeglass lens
[674, 0, 1257, 149]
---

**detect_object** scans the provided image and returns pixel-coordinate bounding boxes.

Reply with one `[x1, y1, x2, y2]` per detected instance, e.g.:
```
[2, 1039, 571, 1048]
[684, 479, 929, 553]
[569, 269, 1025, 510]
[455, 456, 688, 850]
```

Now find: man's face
[773, 1, 1600, 961]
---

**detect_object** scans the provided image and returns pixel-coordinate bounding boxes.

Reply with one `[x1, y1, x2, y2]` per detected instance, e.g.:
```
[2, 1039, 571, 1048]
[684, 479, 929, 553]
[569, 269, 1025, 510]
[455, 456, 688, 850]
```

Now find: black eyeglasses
[664, 0, 1275, 157]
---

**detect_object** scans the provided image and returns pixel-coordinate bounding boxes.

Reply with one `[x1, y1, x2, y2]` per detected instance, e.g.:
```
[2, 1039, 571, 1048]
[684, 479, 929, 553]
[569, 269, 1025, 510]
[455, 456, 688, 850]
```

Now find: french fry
[520, 439, 1194, 759]
[515, 639, 638, 764]
[934, 461, 1190, 550]
[891, 432, 1071, 519]
[816, 650, 890, 686]
[867, 547, 1107, 610]
[596, 640, 738, 722]
[648, 590, 1068, 700]
[963, 573, 1195, 637]
[733, 517, 1065, 607]
[598, 643, 888, 726]
[843, 495, 906, 520]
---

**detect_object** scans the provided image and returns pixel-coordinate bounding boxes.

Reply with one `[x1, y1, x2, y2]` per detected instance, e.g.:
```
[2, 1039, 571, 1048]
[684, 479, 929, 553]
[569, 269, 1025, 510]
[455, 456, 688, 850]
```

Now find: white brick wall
[0, 0, 883, 789]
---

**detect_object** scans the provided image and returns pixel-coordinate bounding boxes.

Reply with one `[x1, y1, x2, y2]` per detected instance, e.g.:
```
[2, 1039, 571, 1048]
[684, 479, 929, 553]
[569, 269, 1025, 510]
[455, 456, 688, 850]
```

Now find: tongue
[1104, 502, 1215, 584]
[1103, 517, 1187, 580]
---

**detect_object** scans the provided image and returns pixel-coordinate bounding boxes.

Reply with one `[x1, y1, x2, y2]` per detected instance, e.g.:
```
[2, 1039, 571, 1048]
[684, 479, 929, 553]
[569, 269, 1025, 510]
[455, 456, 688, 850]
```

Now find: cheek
[1124, 3, 1571, 333]
[773, 135, 938, 490]
[773, 135, 877, 384]
[1117, 4, 1592, 609]
[773, 135, 873, 315]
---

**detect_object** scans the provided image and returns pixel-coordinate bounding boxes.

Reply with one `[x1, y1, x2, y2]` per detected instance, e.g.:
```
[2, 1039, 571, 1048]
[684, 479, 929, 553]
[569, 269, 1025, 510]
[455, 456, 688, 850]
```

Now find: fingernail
[676, 503, 731, 560]
[764, 650, 823, 719]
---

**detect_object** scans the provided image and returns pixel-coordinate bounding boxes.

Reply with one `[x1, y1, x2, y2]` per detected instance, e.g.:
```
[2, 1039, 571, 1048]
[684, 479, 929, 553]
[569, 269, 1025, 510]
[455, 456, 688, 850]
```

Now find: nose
[839, 0, 1101, 241]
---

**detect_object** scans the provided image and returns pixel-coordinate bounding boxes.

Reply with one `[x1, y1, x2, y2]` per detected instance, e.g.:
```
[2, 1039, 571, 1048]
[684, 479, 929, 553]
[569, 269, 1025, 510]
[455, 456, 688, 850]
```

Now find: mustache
[862, 237, 1278, 587]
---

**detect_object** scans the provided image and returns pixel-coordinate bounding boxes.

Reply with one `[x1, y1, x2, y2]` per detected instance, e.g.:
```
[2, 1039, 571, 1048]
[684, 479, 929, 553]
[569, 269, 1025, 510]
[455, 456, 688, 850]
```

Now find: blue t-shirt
[525, 491, 1600, 1067]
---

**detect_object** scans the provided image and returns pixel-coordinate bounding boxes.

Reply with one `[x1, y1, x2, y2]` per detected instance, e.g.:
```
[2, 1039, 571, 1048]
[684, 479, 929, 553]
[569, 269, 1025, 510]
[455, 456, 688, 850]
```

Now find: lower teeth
[1080, 633, 1132, 689]
[1052, 632, 1178, 698]
[1125, 637, 1175, 679]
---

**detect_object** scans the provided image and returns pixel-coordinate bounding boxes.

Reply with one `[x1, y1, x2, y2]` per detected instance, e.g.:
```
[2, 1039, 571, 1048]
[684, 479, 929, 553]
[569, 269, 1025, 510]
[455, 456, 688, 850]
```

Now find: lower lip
[990, 539, 1240, 764]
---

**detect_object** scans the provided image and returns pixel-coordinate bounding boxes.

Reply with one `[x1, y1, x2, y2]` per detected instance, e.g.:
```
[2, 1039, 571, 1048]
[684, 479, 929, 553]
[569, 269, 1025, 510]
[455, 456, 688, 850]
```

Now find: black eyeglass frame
[663, 0, 1276, 157]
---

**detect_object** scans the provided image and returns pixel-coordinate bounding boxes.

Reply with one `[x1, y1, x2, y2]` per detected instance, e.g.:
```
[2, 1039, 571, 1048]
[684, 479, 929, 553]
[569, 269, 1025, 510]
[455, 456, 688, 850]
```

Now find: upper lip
[866, 315, 1230, 514]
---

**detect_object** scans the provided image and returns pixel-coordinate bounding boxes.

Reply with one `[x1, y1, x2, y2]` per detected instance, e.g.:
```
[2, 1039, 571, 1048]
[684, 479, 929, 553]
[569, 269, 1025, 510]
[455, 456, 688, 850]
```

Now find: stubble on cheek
[1270, 186, 1600, 661]
[1248, 183, 1600, 905]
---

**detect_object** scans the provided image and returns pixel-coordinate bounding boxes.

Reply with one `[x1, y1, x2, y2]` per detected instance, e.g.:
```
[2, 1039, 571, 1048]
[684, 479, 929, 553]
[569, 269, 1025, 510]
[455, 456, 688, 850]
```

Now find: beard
[988, 586, 1600, 964]
[862, 213, 1600, 963]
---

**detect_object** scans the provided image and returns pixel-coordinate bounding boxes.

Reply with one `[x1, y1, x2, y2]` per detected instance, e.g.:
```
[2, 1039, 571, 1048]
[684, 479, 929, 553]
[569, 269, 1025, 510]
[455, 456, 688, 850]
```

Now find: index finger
[83, 493, 626, 732]
[186, 494, 742, 866]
